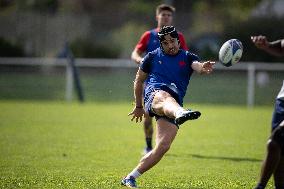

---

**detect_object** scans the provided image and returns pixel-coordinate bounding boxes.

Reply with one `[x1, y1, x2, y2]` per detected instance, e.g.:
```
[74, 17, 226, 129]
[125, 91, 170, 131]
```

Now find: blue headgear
[158, 26, 179, 43]
[157, 26, 180, 52]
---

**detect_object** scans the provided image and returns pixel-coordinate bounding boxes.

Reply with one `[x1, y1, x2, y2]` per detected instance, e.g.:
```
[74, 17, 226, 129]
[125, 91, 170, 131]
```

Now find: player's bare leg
[136, 118, 178, 173]
[274, 155, 284, 188]
[152, 90, 201, 125]
[122, 119, 177, 188]
[122, 90, 201, 188]
[143, 114, 153, 154]
[132, 90, 200, 173]
[257, 139, 281, 188]
[273, 122, 284, 189]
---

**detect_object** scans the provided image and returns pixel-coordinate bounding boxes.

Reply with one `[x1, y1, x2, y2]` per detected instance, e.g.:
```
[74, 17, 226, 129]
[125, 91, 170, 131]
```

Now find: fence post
[67, 50, 84, 103]
[65, 60, 73, 102]
[247, 64, 255, 108]
[60, 42, 84, 102]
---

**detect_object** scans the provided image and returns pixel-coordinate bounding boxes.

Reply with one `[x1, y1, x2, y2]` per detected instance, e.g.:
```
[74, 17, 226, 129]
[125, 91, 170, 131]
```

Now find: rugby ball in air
[219, 39, 243, 67]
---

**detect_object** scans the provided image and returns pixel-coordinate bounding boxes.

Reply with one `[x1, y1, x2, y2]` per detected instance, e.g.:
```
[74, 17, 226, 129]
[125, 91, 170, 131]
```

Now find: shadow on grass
[166, 153, 262, 162]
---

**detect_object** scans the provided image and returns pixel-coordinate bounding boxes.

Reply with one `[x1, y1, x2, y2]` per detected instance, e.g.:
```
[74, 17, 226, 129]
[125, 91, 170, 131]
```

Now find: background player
[131, 4, 189, 154]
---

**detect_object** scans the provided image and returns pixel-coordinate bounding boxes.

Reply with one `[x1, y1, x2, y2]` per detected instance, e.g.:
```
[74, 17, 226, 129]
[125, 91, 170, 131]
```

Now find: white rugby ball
[219, 39, 243, 67]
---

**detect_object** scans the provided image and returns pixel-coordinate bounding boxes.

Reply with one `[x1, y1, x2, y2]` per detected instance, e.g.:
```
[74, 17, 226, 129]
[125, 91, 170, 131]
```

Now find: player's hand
[128, 107, 145, 123]
[251, 35, 269, 50]
[201, 61, 215, 74]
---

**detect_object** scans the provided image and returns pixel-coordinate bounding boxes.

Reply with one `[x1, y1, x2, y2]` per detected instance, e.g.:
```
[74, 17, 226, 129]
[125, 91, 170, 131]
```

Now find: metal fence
[0, 57, 283, 107]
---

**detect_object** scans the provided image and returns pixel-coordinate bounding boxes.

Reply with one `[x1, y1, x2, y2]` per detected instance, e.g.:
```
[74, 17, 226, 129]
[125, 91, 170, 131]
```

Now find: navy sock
[146, 137, 152, 149]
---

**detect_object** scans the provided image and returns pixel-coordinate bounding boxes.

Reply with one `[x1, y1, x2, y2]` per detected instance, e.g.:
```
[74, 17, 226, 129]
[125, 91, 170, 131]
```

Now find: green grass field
[0, 100, 276, 188]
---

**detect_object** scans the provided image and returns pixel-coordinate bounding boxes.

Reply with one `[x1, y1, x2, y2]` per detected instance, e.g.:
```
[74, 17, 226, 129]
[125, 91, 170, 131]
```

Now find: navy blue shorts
[144, 84, 182, 128]
[271, 99, 284, 131]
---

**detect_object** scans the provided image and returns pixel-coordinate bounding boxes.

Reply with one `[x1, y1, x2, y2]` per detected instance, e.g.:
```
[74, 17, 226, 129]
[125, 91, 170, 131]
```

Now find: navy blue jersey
[140, 47, 199, 104]
[146, 29, 160, 53]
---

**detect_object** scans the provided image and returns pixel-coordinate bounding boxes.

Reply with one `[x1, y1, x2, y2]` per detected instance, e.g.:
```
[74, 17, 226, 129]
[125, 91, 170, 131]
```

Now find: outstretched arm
[251, 35, 284, 57]
[191, 61, 215, 74]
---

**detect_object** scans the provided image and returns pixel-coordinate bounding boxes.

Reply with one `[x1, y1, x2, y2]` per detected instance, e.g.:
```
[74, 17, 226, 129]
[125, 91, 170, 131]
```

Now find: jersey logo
[159, 61, 162, 64]
[179, 61, 186, 67]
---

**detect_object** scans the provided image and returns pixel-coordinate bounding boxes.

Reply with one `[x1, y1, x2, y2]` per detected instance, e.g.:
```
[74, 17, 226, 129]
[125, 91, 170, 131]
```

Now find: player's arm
[134, 68, 147, 109]
[131, 49, 144, 65]
[265, 39, 284, 56]
[251, 36, 284, 57]
[187, 52, 214, 74]
[131, 32, 150, 65]
[128, 68, 148, 123]
[191, 61, 215, 74]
